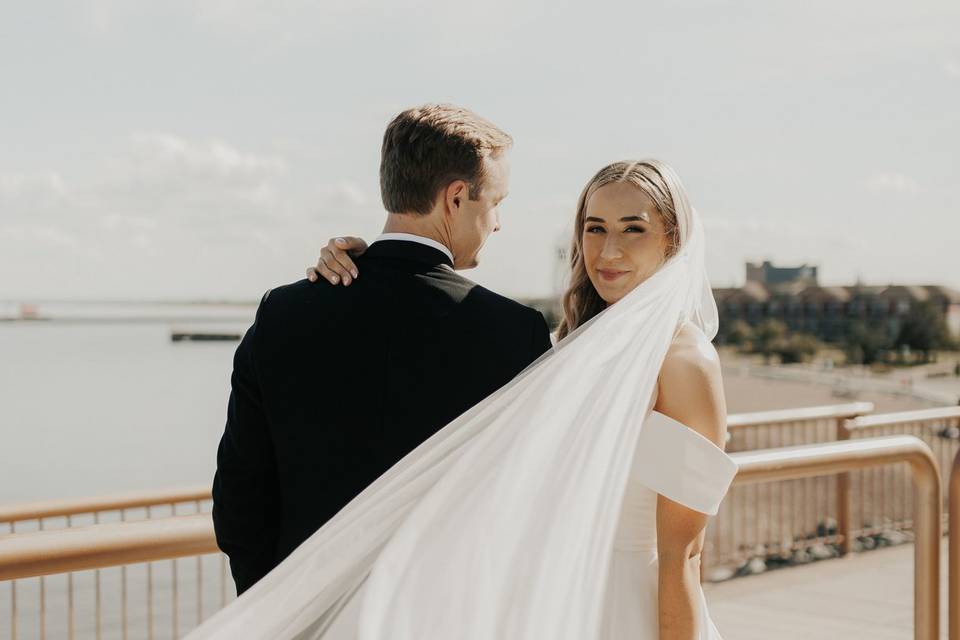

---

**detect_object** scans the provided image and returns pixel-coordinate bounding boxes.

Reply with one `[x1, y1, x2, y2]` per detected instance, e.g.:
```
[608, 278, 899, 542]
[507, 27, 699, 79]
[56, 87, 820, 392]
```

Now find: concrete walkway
[703, 540, 950, 639]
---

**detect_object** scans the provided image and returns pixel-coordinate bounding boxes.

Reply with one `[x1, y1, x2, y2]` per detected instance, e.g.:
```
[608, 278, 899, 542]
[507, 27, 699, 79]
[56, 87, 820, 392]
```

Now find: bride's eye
[624, 226, 646, 233]
[585, 226, 605, 234]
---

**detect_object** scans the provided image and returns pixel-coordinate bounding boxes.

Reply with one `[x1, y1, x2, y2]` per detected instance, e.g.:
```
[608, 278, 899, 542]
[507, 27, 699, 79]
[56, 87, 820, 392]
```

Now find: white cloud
[76, 0, 378, 41]
[0, 172, 73, 225]
[0, 131, 389, 298]
[0, 172, 67, 199]
[865, 172, 922, 194]
[0, 172, 69, 214]
[127, 132, 286, 181]
[311, 182, 374, 218]
[84, 132, 295, 228]
[99, 213, 159, 232]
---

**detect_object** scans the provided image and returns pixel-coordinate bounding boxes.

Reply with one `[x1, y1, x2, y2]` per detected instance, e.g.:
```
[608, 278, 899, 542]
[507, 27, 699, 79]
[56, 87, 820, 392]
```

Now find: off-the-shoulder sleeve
[632, 411, 738, 515]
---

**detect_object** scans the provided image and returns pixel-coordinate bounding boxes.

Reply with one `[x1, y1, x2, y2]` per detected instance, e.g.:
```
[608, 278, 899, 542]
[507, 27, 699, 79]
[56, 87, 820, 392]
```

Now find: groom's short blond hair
[379, 104, 513, 215]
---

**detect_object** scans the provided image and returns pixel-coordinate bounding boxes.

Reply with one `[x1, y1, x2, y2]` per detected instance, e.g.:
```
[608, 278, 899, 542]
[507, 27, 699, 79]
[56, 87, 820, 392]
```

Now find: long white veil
[187, 160, 718, 640]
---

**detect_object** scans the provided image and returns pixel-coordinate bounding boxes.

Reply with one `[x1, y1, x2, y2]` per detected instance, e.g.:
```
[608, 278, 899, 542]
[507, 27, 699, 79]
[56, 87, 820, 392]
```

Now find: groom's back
[213, 239, 551, 591]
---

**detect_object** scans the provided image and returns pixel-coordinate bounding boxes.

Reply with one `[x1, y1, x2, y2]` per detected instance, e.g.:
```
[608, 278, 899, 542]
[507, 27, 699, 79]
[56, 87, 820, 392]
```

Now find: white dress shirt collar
[373, 233, 454, 264]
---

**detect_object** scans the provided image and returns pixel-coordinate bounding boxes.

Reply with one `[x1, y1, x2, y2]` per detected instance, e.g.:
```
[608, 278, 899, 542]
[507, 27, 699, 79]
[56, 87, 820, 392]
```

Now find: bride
[188, 159, 737, 639]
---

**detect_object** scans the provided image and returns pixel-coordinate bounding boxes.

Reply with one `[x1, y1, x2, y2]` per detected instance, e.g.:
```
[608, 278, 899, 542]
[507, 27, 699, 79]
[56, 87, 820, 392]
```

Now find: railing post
[949, 448, 960, 640]
[909, 443, 942, 640]
[836, 418, 852, 556]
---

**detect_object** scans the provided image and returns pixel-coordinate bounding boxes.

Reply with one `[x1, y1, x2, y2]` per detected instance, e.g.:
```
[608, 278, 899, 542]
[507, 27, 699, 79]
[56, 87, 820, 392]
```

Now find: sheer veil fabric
[187, 186, 719, 639]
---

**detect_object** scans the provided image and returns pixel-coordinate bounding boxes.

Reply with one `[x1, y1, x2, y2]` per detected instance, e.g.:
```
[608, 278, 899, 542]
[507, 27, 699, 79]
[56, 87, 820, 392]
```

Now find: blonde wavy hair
[556, 160, 688, 341]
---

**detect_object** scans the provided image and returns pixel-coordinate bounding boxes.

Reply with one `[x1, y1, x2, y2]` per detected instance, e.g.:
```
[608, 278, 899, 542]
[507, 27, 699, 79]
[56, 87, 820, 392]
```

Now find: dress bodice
[612, 477, 660, 552]
[611, 411, 738, 552]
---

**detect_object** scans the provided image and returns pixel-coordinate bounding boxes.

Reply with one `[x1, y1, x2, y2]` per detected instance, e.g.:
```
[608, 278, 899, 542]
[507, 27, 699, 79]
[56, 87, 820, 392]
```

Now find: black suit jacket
[212, 240, 553, 594]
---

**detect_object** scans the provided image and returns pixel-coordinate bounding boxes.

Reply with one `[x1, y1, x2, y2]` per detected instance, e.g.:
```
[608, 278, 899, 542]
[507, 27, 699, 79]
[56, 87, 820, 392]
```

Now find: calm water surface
[0, 310, 254, 504]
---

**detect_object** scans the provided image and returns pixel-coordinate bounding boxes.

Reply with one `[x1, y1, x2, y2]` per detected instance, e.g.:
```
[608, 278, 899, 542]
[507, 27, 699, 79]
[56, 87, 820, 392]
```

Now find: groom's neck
[381, 212, 454, 254]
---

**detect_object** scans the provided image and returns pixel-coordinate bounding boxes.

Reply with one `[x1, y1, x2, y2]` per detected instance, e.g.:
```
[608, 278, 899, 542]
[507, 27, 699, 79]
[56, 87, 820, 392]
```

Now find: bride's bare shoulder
[655, 323, 726, 448]
[665, 323, 720, 369]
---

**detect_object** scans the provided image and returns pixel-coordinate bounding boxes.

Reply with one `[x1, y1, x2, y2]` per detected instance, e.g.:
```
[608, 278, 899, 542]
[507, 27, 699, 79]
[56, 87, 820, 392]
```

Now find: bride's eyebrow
[585, 214, 650, 223]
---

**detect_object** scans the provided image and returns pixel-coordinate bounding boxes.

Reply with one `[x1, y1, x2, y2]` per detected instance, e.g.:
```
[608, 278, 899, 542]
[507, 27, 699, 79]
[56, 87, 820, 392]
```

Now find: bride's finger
[306, 266, 331, 283]
[318, 248, 353, 285]
[312, 256, 342, 285]
[324, 242, 360, 281]
[333, 236, 369, 256]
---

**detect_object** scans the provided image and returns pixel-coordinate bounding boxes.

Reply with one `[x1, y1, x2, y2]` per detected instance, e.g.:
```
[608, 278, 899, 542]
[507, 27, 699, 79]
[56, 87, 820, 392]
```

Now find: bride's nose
[600, 235, 624, 260]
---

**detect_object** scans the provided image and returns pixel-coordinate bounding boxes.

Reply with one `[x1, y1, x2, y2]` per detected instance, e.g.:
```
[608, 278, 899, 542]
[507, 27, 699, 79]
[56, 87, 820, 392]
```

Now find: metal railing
[0, 515, 217, 581]
[0, 486, 211, 526]
[845, 407, 960, 545]
[730, 435, 941, 640]
[0, 486, 227, 640]
[705, 402, 875, 573]
[0, 403, 882, 636]
[0, 433, 942, 640]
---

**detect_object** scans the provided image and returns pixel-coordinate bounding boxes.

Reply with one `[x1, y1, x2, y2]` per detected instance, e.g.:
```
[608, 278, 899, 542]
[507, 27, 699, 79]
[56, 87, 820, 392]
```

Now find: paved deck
[703, 540, 950, 639]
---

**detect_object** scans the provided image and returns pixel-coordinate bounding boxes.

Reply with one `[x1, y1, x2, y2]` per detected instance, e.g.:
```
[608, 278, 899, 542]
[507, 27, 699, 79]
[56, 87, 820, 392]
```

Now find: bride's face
[582, 182, 670, 305]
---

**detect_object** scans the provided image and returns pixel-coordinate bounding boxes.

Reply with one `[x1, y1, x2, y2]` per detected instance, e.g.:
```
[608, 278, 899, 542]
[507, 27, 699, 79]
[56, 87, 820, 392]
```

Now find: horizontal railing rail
[0, 514, 218, 582]
[847, 406, 960, 431]
[726, 401, 875, 430]
[0, 485, 212, 525]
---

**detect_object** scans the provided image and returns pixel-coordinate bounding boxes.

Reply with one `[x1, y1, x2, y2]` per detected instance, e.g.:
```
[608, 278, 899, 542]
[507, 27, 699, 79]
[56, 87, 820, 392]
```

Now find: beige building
[714, 262, 960, 343]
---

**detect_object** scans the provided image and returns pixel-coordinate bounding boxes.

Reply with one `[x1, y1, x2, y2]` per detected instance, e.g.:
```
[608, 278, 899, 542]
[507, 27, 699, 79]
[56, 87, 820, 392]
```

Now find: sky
[1, 0, 958, 301]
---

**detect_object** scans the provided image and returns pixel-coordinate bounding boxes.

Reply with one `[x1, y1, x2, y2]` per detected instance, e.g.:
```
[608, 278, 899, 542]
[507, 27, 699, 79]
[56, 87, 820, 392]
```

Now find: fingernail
[343, 277, 351, 286]
[331, 275, 339, 284]
[351, 270, 358, 279]
[335, 237, 345, 245]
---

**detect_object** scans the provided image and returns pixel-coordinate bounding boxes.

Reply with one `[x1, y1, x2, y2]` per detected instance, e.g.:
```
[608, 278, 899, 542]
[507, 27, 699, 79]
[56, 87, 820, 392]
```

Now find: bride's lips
[597, 269, 630, 282]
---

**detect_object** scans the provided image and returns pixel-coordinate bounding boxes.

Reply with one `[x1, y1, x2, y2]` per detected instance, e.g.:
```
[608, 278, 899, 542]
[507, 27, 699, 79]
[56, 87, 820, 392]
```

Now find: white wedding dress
[187, 160, 733, 640]
[306, 411, 736, 640]
[600, 410, 735, 638]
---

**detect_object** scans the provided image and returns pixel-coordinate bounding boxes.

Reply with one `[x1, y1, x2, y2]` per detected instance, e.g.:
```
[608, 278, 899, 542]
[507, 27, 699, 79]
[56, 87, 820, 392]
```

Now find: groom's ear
[444, 180, 467, 215]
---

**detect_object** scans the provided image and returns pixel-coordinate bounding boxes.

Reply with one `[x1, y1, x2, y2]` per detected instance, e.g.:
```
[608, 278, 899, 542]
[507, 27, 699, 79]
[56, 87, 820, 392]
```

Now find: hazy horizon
[3, 264, 959, 306]
[3, 1, 958, 300]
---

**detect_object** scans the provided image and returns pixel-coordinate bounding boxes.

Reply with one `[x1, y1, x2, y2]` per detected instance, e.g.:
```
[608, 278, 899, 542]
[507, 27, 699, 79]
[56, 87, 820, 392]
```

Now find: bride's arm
[653, 326, 728, 640]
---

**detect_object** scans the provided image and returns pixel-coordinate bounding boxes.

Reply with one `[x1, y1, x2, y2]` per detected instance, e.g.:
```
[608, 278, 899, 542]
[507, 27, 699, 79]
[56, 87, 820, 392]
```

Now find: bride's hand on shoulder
[306, 236, 368, 286]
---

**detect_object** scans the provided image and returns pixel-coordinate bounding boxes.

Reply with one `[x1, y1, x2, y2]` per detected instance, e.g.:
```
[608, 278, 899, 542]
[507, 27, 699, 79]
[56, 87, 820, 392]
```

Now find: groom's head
[380, 104, 512, 269]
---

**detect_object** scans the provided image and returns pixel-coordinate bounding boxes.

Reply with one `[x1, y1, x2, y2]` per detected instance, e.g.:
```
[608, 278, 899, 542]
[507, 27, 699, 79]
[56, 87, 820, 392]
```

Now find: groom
[212, 104, 553, 595]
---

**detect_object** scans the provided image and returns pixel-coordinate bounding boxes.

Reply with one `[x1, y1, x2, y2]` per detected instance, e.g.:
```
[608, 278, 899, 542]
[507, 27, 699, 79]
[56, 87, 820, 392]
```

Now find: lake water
[0, 307, 254, 505]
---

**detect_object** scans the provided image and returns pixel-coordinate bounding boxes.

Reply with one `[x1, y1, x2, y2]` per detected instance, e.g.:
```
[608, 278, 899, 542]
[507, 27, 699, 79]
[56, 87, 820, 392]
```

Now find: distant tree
[725, 320, 754, 349]
[752, 319, 788, 363]
[895, 301, 954, 363]
[843, 321, 892, 365]
[774, 333, 821, 364]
